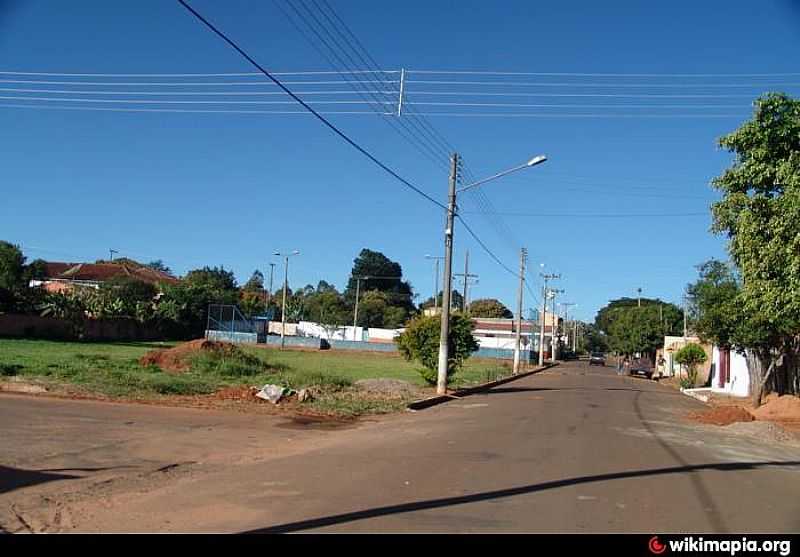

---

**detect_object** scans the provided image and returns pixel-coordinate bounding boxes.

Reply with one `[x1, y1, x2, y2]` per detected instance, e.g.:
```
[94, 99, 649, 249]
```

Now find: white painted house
[710, 346, 750, 397]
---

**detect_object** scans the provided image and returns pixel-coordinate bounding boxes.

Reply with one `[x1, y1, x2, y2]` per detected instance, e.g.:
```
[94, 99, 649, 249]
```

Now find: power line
[0, 95, 390, 105]
[0, 78, 399, 86]
[272, 0, 449, 171]
[407, 79, 800, 88]
[0, 103, 386, 114]
[456, 214, 519, 278]
[405, 70, 800, 77]
[0, 87, 396, 96]
[0, 70, 398, 77]
[461, 211, 708, 218]
[175, 0, 446, 210]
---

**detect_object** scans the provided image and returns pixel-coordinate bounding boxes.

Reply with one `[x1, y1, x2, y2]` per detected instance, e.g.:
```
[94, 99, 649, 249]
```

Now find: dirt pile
[689, 406, 755, 426]
[355, 378, 423, 398]
[752, 395, 800, 423]
[139, 339, 242, 373]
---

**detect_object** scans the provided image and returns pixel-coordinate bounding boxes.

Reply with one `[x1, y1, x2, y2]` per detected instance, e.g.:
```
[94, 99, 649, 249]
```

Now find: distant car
[589, 352, 606, 366]
[629, 358, 654, 379]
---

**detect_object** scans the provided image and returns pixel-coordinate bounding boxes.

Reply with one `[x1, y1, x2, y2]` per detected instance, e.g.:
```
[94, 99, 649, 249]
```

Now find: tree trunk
[745, 349, 766, 408]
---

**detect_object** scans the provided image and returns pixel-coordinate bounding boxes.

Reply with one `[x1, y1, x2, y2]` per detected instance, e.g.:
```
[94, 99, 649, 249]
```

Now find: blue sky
[2, 0, 800, 322]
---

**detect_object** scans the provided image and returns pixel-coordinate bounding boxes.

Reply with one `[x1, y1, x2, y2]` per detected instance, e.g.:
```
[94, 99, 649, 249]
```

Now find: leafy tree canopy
[468, 298, 513, 319]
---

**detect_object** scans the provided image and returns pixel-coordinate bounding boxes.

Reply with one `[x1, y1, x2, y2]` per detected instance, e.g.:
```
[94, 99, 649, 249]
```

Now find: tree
[184, 266, 237, 291]
[686, 260, 741, 349]
[345, 249, 414, 312]
[710, 92, 800, 404]
[419, 289, 465, 312]
[0, 242, 48, 312]
[396, 313, 479, 385]
[0, 241, 25, 294]
[242, 270, 265, 292]
[596, 298, 683, 360]
[145, 260, 173, 275]
[674, 343, 708, 388]
[579, 323, 609, 354]
[468, 298, 513, 318]
[97, 276, 158, 319]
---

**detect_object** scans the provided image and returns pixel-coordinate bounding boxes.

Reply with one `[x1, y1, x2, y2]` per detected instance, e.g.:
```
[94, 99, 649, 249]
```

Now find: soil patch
[139, 339, 243, 373]
[722, 421, 800, 445]
[689, 406, 755, 426]
[355, 378, 423, 397]
[752, 394, 800, 423]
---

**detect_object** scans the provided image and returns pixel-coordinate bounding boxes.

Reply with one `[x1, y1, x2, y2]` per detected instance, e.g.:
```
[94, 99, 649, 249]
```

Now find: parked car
[589, 352, 606, 366]
[629, 358, 654, 379]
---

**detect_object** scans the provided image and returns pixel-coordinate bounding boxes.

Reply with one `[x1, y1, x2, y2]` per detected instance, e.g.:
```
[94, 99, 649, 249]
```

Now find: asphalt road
[1, 360, 799, 533]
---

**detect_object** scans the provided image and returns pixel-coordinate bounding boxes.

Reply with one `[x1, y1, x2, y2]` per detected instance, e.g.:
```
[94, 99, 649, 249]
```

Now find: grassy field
[0, 338, 516, 415]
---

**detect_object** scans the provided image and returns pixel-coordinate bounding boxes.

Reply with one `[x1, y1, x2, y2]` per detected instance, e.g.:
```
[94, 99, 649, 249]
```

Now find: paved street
[1, 360, 799, 533]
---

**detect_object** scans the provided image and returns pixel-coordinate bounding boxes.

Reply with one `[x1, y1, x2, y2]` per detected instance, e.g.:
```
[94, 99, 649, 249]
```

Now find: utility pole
[513, 247, 527, 374]
[434, 151, 548, 395]
[436, 153, 459, 395]
[353, 276, 364, 341]
[454, 250, 478, 312]
[637, 287, 642, 308]
[561, 302, 576, 353]
[425, 255, 444, 312]
[109, 249, 118, 262]
[550, 288, 564, 360]
[683, 293, 688, 339]
[267, 263, 275, 307]
[274, 250, 300, 349]
[573, 319, 579, 352]
[539, 273, 560, 365]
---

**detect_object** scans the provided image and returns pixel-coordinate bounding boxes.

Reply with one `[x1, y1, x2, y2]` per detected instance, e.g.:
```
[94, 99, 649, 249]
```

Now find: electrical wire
[175, 0, 446, 210]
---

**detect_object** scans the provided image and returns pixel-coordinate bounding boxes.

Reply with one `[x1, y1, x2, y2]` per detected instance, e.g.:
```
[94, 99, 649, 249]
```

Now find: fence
[205, 304, 258, 343]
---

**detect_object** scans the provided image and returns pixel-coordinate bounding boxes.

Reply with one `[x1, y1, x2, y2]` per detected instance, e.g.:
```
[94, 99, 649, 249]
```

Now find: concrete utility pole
[513, 248, 527, 374]
[436, 152, 548, 395]
[454, 250, 478, 312]
[436, 154, 459, 395]
[274, 250, 300, 349]
[573, 319, 579, 352]
[637, 287, 642, 308]
[561, 302, 576, 352]
[539, 273, 560, 365]
[550, 288, 564, 360]
[109, 249, 118, 262]
[267, 263, 275, 307]
[425, 255, 444, 312]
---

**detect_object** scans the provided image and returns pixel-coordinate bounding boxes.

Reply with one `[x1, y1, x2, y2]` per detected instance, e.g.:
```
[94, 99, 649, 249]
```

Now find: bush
[674, 343, 708, 388]
[189, 349, 267, 378]
[395, 313, 479, 385]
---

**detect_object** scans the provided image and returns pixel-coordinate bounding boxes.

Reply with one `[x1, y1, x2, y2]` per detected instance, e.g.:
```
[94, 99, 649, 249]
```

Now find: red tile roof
[43, 261, 178, 285]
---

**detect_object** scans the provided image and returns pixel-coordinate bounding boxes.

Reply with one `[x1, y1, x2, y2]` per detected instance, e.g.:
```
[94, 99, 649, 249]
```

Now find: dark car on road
[629, 358, 654, 379]
[589, 352, 606, 366]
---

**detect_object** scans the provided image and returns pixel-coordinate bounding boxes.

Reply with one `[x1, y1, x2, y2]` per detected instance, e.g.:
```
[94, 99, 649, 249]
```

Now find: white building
[709, 346, 750, 397]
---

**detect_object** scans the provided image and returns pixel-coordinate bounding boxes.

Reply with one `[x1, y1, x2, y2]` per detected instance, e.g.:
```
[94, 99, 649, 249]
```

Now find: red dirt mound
[212, 386, 260, 401]
[139, 339, 241, 373]
[752, 395, 800, 423]
[689, 406, 755, 426]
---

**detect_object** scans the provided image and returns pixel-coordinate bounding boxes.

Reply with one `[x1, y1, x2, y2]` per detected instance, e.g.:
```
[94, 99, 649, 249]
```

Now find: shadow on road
[0, 465, 79, 495]
[0, 465, 130, 495]
[241, 460, 800, 533]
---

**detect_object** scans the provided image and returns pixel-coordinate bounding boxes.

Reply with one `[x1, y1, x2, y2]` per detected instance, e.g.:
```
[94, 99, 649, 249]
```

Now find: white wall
[711, 346, 750, 397]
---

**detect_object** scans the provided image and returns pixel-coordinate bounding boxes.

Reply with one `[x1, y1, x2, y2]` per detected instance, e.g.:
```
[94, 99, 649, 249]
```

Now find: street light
[436, 153, 548, 395]
[425, 255, 444, 312]
[352, 275, 402, 341]
[274, 250, 300, 349]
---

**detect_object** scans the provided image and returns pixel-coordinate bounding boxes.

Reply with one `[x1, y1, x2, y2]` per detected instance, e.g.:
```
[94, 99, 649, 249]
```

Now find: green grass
[0, 338, 516, 414]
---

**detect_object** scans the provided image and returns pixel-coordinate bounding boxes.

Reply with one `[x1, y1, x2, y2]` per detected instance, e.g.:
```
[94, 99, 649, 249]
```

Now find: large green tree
[0, 241, 47, 312]
[468, 298, 513, 318]
[709, 92, 800, 403]
[345, 249, 414, 311]
[596, 297, 683, 359]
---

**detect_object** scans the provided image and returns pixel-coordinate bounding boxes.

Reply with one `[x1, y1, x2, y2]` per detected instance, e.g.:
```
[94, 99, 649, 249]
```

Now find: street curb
[406, 362, 559, 411]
